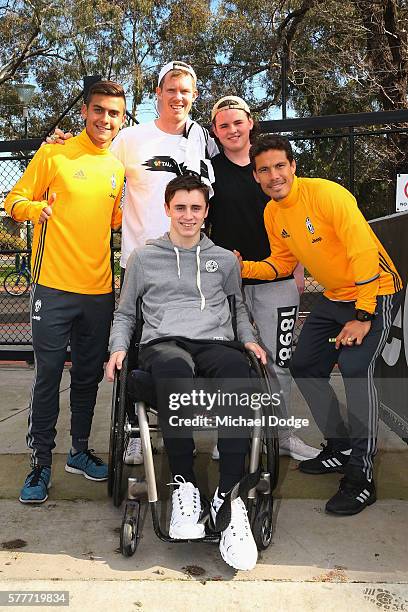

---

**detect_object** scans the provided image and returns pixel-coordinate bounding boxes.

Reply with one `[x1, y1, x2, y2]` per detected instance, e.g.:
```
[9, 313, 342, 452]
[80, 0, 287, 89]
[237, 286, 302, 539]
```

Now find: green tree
[0, 0, 172, 137]
[1, 0, 408, 216]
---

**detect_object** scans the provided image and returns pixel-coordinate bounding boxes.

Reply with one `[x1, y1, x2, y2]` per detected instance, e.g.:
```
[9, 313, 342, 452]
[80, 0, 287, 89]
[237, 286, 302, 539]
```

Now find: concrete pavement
[0, 364, 407, 611]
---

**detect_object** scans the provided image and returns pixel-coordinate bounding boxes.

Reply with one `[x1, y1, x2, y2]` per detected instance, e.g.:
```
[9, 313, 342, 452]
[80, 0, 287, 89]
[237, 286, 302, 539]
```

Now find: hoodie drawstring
[173, 244, 205, 310]
[196, 246, 205, 311]
[174, 247, 181, 279]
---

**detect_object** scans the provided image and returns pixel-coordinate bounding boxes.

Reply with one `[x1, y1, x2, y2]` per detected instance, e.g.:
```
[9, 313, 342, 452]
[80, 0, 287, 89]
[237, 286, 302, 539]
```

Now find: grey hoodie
[109, 233, 256, 353]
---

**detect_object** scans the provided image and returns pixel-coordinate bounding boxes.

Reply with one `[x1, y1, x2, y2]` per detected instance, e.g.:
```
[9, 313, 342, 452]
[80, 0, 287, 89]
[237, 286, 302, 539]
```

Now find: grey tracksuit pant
[244, 278, 299, 439]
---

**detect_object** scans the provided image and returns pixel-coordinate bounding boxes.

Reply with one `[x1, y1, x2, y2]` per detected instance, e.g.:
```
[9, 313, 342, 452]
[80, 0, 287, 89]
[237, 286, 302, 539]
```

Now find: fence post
[348, 125, 355, 194]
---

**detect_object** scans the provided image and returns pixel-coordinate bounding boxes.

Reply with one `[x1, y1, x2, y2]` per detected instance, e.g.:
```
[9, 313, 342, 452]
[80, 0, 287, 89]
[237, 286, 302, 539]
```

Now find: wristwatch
[355, 309, 376, 322]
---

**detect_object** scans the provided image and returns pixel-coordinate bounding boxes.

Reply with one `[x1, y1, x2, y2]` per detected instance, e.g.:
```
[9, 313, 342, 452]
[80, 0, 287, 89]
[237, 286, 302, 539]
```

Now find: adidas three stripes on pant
[290, 292, 402, 479]
[28, 284, 114, 466]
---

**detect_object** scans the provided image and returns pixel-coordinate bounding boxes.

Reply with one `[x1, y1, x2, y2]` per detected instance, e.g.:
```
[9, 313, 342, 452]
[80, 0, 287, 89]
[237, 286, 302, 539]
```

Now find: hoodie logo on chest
[205, 260, 218, 272]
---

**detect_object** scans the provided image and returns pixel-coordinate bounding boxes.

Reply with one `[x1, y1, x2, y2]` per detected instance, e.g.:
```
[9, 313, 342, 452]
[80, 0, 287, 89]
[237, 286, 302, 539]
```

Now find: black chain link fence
[2, 109, 408, 352]
[0, 147, 124, 348]
[0, 153, 33, 346]
[0, 143, 309, 349]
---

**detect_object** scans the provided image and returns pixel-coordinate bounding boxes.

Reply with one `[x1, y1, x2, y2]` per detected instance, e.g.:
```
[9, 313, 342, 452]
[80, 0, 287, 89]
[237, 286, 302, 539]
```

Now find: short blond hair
[159, 69, 196, 89]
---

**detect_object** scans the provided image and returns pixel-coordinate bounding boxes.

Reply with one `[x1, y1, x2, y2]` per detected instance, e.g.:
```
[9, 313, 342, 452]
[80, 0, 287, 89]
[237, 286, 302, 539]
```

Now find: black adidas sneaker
[325, 472, 376, 515]
[299, 443, 351, 474]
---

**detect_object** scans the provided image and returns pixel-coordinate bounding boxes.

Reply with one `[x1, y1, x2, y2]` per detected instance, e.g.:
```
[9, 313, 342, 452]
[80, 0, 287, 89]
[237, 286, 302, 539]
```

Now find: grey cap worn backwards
[211, 96, 251, 121]
[158, 61, 197, 87]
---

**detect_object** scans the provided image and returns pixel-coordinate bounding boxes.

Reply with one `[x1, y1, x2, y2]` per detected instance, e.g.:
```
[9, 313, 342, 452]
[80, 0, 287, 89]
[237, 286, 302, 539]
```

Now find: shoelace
[228, 498, 251, 538]
[27, 466, 49, 488]
[317, 443, 350, 461]
[127, 438, 142, 453]
[79, 449, 104, 466]
[167, 475, 199, 517]
[167, 474, 189, 487]
[318, 442, 330, 455]
[317, 442, 342, 458]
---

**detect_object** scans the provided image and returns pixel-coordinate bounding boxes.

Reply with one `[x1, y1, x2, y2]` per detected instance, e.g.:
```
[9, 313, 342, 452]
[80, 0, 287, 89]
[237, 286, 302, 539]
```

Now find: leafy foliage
[1, 0, 407, 216]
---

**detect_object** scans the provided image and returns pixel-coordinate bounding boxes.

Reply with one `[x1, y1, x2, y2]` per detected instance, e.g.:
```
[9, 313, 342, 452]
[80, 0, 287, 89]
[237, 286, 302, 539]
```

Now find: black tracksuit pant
[139, 339, 254, 493]
[28, 284, 114, 466]
[290, 293, 402, 480]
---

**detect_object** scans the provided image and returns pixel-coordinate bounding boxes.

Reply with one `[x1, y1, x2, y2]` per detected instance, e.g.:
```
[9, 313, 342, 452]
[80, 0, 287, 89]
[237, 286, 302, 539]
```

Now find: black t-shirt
[208, 152, 293, 284]
[208, 152, 270, 260]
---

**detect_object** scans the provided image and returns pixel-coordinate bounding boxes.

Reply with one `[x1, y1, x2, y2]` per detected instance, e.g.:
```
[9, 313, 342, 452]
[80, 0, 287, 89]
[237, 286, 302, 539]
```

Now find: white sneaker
[211, 444, 219, 460]
[168, 476, 205, 540]
[211, 488, 258, 571]
[279, 434, 319, 461]
[124, 437, 143, 465]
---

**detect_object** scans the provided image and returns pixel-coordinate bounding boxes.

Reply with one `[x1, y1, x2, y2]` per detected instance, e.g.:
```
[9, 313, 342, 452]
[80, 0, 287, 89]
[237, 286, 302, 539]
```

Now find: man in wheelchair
[106, 175, 267, 571]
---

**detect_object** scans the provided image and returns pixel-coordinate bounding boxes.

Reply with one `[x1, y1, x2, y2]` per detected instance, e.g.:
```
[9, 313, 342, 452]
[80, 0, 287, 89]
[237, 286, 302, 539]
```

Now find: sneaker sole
[124, 457, 144, 465]
[279, 449, 320, 461]
[299, 464, 346, 474]
[325, 495, 376, 516]
[219, 539, 257, 571]
[19, 494, 48, 504]
[169, 525, 205, 540]
[65, 465, 108, 481]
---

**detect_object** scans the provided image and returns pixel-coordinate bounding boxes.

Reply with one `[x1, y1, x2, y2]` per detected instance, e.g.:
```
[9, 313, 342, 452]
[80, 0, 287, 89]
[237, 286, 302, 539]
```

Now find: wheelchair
[108, 296, 280, 557]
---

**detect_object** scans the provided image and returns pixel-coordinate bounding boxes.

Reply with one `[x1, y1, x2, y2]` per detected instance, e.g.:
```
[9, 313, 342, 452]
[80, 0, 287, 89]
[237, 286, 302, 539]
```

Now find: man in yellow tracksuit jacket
[237, 134, 402, 516]
[4, 81, 125, 503]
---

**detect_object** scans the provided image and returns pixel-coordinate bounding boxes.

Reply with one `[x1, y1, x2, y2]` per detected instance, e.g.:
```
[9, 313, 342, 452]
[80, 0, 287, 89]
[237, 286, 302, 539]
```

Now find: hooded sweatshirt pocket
[157, 305, 232, 340]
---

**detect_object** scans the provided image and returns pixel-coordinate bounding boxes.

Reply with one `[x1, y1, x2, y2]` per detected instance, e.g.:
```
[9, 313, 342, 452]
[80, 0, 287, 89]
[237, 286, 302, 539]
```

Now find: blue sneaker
[19, 466, 51, 504]
[65, 449, 108, 481]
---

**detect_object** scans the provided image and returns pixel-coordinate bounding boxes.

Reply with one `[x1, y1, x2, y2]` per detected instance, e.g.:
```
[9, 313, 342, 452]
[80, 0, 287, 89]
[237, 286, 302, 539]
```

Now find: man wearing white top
[108, 61, 219, 464]
[111, 61, 218, 271]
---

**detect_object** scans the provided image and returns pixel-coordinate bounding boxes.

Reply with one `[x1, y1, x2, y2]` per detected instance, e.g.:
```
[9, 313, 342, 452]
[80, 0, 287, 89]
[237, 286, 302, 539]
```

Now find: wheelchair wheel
[263, 425, 279, 494]
[256, 358, 280, 486]
[112, 356, 129, 507]
[107, 372, 120, 497]
[120, 501, 140, 557]
[252, 496, 273, 550]
[246, 352, 279, 550]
